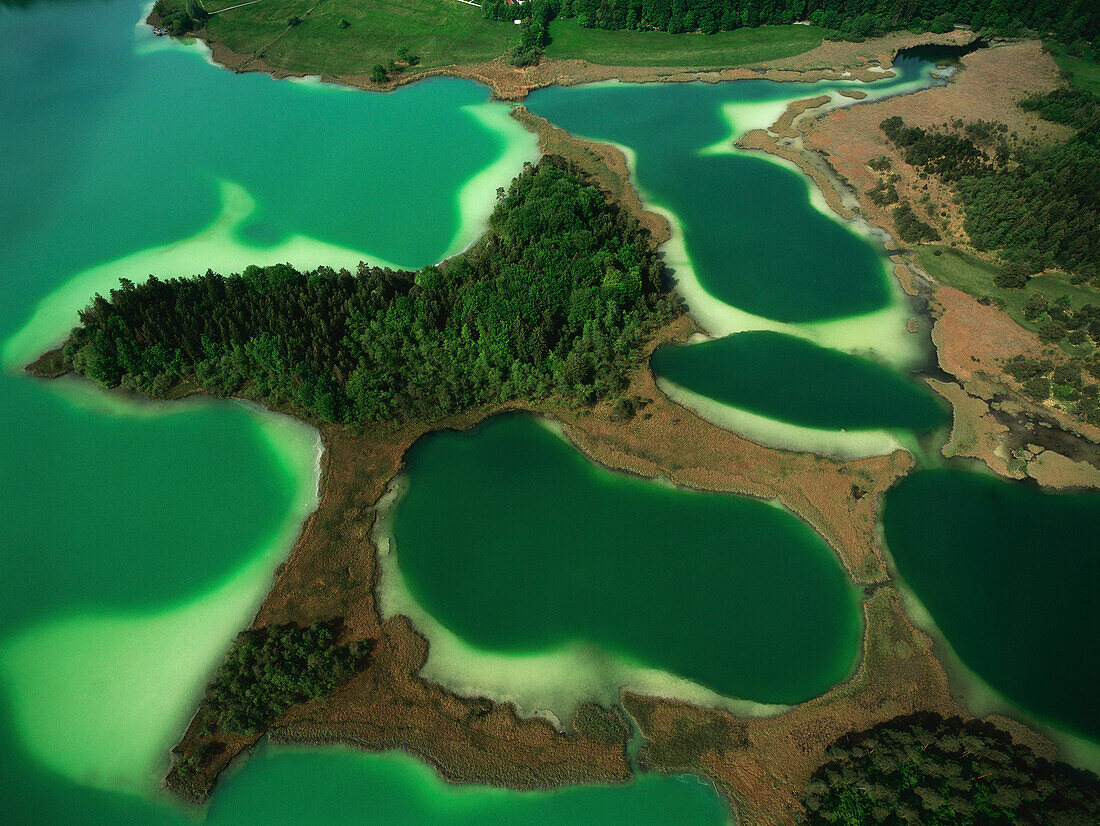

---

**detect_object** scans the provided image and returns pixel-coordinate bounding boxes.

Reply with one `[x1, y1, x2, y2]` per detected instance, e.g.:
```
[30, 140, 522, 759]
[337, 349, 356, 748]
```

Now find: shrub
[994, 261, 1030, 289]
[892, 202, 940, 242]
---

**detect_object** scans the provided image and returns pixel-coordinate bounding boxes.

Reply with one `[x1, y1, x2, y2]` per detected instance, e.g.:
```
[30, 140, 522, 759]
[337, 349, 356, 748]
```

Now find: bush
[929, 12, 955, 33]
[867, 179, 899, 206]
[1023, 376, 1052, 399]
[1023, 293, 1049, 320]
[337, 18, 349, 29]
[370, 64, 387, 83]
[1039, 319, 1068, 342]
[994, 261, 1030, 289]
[204, 621, 371, 734]
[892, 202, 940, 242]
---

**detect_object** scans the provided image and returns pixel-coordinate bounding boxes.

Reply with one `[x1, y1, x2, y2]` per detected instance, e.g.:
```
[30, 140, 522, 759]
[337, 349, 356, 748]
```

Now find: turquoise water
[0, 0, 735, 820]
[3, 0, 1096, 821]
[524, 58, 941, 324]
[651, 331, 947, 433]
[883, 469, 1100, 741]
[391, 415, 862, 705]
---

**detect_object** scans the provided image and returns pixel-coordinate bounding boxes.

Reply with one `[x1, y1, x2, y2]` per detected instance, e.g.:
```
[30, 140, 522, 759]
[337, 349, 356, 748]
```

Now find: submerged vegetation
[800, 713, 1100, 825]
[54, 158, 675, 423]
[201, 621, 371, 735]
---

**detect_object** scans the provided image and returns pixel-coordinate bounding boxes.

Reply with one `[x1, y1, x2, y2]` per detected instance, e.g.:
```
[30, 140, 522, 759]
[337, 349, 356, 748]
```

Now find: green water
[883, 469, 1100, 741]
[651, 331, 947, 433]
[0, 0, 738, 820]
[524, 61, 941, 325]
[392, 415, 862, 704]
[3, 0, 1096, 820]
[204, 746, 729, 826]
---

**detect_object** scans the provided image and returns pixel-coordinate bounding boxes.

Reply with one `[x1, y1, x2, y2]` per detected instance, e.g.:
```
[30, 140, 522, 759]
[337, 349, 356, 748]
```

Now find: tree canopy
[499, 0, 1099, 44]
[202, 621, 371, 735]
[880, 86, 1100, 284]
[800, 713, 1100, 825]
[57, 157, 676, 424]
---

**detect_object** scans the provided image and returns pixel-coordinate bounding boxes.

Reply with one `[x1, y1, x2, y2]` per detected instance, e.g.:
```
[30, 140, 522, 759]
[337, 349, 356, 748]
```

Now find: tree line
[800, 712, 1100, 825]
[490, 0, 1099, 44]
[56, 157, 677, 424]
[880, 85, 1100, 285]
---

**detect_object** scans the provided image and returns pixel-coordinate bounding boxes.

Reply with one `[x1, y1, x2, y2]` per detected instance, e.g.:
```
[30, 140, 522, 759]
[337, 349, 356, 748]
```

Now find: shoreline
[732, 42, 1100, 490]
[123, 118, 1039, 820]
[151, 9, 976, 102]
[29, 35, 1087, 820]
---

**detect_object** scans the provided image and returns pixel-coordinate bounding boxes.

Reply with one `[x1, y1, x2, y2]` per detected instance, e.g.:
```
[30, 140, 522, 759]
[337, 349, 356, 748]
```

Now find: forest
[800, 713, 1100, 825]
[55, 157, 676, 424]
[485, 0, 1099, 45]
[200, 621, 370, 735]
[880, 85, 1100, 285]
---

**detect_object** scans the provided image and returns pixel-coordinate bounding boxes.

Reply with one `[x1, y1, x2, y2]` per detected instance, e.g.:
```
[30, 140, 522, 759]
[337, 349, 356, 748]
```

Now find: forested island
[47, 157, 676, 424]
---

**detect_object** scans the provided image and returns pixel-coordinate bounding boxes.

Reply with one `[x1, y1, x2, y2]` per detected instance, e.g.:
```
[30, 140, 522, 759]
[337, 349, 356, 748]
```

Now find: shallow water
[391, 415, 862, 705]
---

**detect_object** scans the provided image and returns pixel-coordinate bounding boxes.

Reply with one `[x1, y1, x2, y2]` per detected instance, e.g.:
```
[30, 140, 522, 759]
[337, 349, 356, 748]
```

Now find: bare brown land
[737, 39, 1100, 489]
[164, 12, 973, 101]
[804, 39, 1069, 249]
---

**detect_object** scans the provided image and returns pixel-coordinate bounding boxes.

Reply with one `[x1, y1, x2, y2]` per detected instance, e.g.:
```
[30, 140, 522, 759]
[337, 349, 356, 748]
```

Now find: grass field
[196, 0, 518, 74]
[168, 3, 825, 74]
[1044, 41, 1100, 96]
[544, 21, 824, 67]
[917, 245, 1097, 355]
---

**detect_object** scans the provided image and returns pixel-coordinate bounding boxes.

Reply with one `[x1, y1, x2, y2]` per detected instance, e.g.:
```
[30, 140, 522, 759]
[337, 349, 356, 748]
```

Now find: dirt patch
[1025, 449, 1100, 489]
[927, 378, 1019, 478]
[803, 39, 1069, 248]
[928, 287, 1100, 485]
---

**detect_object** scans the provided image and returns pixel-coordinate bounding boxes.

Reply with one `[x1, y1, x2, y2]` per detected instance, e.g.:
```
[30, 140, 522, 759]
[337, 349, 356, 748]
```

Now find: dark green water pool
[392, 415, 862, 704]
[883, 469, 1100, 741]
[651, 331, 947, 432]
[524, 60, 941, 324]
